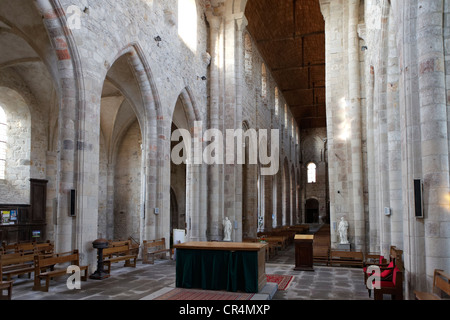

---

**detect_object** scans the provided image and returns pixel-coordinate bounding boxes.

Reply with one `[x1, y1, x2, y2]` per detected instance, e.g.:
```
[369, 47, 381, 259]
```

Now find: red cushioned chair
[373, 266, 403, 300]
[364, 257, 395, 297]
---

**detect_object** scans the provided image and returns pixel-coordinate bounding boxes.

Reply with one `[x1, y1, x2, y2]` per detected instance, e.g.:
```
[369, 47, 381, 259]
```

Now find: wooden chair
[373, 267, 403, 300]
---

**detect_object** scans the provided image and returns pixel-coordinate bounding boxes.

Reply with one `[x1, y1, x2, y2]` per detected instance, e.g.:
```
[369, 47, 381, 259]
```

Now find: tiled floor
[8, 243, 372, 301]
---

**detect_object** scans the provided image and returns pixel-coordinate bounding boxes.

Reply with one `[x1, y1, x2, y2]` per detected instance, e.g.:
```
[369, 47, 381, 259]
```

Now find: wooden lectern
[294, 235, 314, 271]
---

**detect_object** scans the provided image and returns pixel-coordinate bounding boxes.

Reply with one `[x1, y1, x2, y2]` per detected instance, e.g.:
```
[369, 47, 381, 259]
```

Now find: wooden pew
[414, 269, 450, 300]
[243, 238, 277, 261]
[1, 242, 16, 255]
[0, 254, 14, 300]
[329, 250, 364, 268]
[33, 250, 88, 292]
[102, 244, 138, 273]
[0, 252, 35, 281]
[313, 246, 330, 266]
[0, 280, 12, 300]
[312, 225, 331, 266]
[15, 241, 54, 257]
[262, 236, 287, 251]
[142, 238, 172, 264]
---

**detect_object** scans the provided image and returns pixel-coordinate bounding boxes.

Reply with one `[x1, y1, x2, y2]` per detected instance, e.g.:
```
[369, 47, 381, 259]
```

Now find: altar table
[173, 241, 267, 293]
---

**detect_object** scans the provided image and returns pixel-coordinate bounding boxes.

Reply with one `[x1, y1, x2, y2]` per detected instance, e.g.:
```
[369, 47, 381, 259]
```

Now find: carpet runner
[154, 288, 255, 300]
[266, 274, 294, 291]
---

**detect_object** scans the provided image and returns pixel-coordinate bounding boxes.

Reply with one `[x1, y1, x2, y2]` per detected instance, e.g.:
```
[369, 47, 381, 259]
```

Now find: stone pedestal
[338, 243, 351, 251]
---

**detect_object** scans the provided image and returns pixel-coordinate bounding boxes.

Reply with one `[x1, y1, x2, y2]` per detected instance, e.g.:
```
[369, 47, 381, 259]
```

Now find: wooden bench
[1, 252, 35, 281]
[244, 238, 277, 261]
[33, 250, 88, 292]
[21, 242, 54, 256]
[313, 245, 330, 266]
[373, 266, 403, 300]
[2, 241, 54, 257]
[0, 280, 12, 300]
[329, 250, 364, 268]
[414, 269, 450, 300]
[142, 239, 172, 264]
[102, 244, 138, 272]
[1, 242, 17, 255]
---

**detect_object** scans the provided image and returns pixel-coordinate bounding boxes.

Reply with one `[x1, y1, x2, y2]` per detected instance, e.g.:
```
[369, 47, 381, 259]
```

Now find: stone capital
[206, 11, 222, 31]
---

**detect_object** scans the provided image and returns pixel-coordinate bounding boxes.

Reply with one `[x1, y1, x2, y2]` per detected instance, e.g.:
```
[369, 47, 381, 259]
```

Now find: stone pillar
[222, 2, 248, 242]
[366, 64, 379, 253]
[348, 0, 365, 251]
[417, 0, 450, 289]
[206, 11, 222, 241]
[375, 0, 391, 258]
[33, 1, 93, 263]
[106, 164, 115, 239]
[396, 0, 426, 298]
[386, 7, 403, 249]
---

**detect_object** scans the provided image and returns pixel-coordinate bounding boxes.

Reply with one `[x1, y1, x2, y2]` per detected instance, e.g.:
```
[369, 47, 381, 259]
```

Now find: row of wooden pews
[244, 225, 310, 261]
[312, 225, 331, 266]
[1, 241, 56, 299]
[1, 237, 173, 298]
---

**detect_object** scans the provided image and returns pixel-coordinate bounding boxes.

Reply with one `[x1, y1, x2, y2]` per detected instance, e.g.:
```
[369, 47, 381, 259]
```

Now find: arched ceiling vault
[245, 0, 326, 129]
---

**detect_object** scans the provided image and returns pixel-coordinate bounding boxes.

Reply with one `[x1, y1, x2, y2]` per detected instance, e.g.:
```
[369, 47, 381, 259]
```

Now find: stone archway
[305, 198, 320, 224]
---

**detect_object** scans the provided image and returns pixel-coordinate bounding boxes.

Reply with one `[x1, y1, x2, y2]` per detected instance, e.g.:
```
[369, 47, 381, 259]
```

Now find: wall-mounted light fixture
[361, 46, 368, 51]
[197, 76, 207, 81]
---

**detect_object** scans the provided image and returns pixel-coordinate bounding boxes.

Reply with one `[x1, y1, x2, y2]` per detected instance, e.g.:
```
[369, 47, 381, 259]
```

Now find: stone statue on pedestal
[338, 217, 349, 245]
[223, 217, 232, 242]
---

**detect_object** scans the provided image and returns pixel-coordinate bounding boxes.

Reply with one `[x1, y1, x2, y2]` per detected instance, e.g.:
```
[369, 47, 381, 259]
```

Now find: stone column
[33, 1, 99, 266]
[206, 11, 222, 241]
[366, 64, 379, 253]
[222, 2, 248, 242]
[106, 164, 115, 239]
[234, 15, 247, 241]
[397, 0, 426, 298]
[417, 0, 450, 289]
[348, 0, 365, 251]
[375, 0, 391, 258]
[386, 7, 403, 249]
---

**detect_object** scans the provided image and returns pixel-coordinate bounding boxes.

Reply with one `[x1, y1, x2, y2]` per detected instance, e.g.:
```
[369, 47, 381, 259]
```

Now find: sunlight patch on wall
[178, 0, 198, 53]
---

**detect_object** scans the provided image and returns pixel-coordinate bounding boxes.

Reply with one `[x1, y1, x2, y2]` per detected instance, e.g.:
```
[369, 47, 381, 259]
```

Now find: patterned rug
[266, 274, 294, 291]
[154, 288, 255, 300]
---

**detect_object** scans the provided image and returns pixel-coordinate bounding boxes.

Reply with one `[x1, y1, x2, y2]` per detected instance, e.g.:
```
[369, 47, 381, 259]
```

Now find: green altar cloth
[175, 248, 259, 293]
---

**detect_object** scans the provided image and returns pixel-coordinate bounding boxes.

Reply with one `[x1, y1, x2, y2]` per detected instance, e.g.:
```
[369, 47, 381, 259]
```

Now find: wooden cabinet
[0, 179, 48, 244]
[30, 179, 47, 223]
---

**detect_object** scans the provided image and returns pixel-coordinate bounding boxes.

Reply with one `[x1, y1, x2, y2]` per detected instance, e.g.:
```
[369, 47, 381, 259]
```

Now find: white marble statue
[223, 217, 232, 242]
[338, 217, 349, 244]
